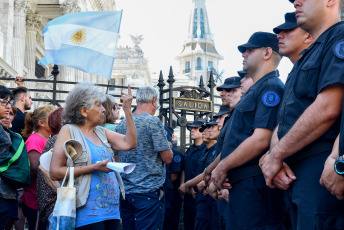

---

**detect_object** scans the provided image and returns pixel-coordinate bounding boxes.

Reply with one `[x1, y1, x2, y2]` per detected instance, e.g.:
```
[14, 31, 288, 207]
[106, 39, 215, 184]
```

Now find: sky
[115, 0, 296, 83]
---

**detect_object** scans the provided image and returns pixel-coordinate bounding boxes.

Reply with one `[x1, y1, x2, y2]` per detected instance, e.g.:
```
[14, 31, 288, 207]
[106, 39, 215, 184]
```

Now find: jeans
[120, 190, 165, 230]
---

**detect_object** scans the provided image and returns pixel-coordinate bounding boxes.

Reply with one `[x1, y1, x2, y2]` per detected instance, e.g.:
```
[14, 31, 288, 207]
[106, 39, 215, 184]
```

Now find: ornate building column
[24, 11, 41, 92]
[12, 0, 27, 76]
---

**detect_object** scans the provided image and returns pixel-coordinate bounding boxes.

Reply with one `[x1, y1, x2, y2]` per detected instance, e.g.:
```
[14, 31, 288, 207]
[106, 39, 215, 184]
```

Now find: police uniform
[183, 120, 207, 230]
[276, 21, 344, 229]
[194, 120, 220, 230]
[220, 69, 285, 229]
[164, 147, 184, 230]
[213, 80, 240, 230]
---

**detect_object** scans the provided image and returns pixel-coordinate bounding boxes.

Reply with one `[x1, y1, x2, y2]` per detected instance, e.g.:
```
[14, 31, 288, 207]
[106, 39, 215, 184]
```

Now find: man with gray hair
[115, 85, 172, 230]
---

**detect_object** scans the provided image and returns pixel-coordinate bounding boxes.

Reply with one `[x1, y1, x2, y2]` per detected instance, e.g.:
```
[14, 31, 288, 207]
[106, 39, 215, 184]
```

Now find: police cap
[214, 106, 230, 118]
[187, 120, 206, 131]
[238, 32, 279, 53]
[164, 126, 174, 142]
[200, 118, 217, 132]
[237, 70, 247, 78]
[273, 12, 298, 34]
[217, 77, 241, 92]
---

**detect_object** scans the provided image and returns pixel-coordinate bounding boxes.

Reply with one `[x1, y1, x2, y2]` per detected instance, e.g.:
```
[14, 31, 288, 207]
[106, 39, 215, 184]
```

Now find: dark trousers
[120, 191, 165, 230]
[286, 152, 344, 230]
[22, 203, 38, 230]
[217, 199, 227, 230]
[184, 195, 196, 230]
[194, 193, 220, 230]
[226, 175, 285, 230]
[76, 219, 119, 230]
[0, 198, 17, 230]
[164, 188, 182, 230]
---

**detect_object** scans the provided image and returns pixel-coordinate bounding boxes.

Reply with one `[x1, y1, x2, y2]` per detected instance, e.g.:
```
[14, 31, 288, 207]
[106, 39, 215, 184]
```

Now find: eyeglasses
[0, 99, 15, 107]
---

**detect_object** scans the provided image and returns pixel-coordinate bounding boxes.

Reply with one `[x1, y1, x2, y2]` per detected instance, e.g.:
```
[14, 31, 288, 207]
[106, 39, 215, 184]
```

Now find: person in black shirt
[11, 87, 33, 135]
[179, 120, 207, 230]
[212, 32, 285, 229]
[260, 0, 344, 229]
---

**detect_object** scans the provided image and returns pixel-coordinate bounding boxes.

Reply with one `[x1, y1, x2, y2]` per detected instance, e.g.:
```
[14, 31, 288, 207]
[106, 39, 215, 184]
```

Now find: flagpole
[106, 80, 110, 94]
[51, 64, 60, 107]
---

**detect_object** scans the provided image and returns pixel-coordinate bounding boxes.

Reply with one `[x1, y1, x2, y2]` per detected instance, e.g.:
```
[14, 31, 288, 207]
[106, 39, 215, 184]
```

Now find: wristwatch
[334, 156, 344, 176]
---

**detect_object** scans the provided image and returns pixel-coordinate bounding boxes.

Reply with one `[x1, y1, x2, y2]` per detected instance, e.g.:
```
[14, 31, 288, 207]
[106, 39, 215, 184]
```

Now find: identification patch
[174, 155, 182, 163]
[262, 91, 280, 107]
[334, 40, 344, 59]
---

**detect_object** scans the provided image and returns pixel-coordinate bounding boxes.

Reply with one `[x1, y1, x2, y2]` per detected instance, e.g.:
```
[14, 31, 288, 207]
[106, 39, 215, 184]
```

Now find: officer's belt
[285, 140, 334, 165]
[227, 164, 262, 185]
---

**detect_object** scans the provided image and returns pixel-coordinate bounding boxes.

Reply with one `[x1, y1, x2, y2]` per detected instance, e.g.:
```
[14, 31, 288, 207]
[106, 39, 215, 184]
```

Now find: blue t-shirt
[75, 138, 120, 228]
[115, 113, 170, 194]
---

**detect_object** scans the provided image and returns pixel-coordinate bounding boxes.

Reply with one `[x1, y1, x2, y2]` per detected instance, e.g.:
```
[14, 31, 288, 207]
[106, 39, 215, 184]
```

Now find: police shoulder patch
[334, 40, 344, 59]
[262, 91, 280, 107]
[174, 155, 182, 163]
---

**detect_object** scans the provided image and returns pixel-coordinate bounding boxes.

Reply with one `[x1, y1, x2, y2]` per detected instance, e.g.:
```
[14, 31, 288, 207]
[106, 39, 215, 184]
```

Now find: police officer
[264, 12, 314, 192]
[179, 120, 207, 230]
[273, 12, 313, 64]
[163, 126, 184, 230]
[182, 119, 220, 230]
[260, 0, 344, 229]
[320, 101, 344, 200]
[211, 32, 285, 229]
[238, 70, 254, 95]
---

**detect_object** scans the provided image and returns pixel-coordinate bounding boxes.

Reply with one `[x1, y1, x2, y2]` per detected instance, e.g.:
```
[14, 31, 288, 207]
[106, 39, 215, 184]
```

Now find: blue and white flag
[39, 11, 122, 80]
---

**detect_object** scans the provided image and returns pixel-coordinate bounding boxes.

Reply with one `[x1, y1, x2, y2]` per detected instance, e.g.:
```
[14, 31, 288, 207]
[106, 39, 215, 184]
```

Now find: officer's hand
[207, 182, 218, 200]
[320, 154, 344, 200]
[218, 189, 229, 202]
[211, 161, 227, 190]
[222, 178, 232, 190]
[259, 151, 283, 188]
[203, 168, 211, 186]
[197, 180, 207, 194]
[120, 85, 133, 111]
[272, 163, 296, 190]
[178, 183, 186, 195]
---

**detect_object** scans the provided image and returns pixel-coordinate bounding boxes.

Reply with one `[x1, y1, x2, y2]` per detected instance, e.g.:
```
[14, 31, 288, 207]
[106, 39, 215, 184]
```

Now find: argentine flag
[39, 11, 122, 80]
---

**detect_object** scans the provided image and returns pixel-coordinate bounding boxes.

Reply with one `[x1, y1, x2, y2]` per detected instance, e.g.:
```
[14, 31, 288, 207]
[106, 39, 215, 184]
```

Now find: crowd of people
[0, 0, 344, 229]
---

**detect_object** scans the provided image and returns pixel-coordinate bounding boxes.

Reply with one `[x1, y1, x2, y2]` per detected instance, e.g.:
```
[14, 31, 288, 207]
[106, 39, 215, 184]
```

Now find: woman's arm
[106, 86, 137, 151]
[49, 125, 112, 181]
[28, 150, 40, 177]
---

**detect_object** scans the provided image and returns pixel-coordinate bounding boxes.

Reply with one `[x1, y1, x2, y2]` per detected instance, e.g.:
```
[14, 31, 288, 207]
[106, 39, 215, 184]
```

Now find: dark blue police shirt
[165, 147, 184, 190]
[183, 143, 207, 181]
[221, 70, 284, 169]
[277, 22, 344, 160]
[216, 113, 232, 159]
[196, 144, 217, 175]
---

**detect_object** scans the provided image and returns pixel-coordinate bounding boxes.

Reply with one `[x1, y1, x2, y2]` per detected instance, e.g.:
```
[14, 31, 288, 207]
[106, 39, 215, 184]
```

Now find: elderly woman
[50, 82, 136, 230]
[102, 95, 120, 131]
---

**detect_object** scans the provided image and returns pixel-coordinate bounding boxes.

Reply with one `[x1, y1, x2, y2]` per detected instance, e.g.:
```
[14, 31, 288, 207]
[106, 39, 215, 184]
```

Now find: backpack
[0, 127, 31, 188]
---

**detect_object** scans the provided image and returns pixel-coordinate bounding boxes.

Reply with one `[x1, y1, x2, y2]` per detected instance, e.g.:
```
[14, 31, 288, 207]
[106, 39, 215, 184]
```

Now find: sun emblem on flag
[71, 29, 86, 45]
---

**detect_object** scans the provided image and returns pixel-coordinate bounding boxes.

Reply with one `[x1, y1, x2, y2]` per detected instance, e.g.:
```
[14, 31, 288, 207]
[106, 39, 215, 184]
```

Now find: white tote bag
[50, 167, 76, 230]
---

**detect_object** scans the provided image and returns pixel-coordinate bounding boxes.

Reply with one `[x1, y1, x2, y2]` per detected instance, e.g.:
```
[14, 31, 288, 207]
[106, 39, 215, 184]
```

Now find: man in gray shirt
[115, 86, 172, 230]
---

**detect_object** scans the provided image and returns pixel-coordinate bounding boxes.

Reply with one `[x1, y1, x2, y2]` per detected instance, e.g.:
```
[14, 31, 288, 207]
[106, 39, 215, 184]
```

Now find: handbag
[50, 167, 76, 230]
[0, 126, 31, 188]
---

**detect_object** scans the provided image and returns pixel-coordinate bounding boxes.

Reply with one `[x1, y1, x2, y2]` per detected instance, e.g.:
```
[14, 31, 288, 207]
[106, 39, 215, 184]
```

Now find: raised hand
[120, 85, 133, 111]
